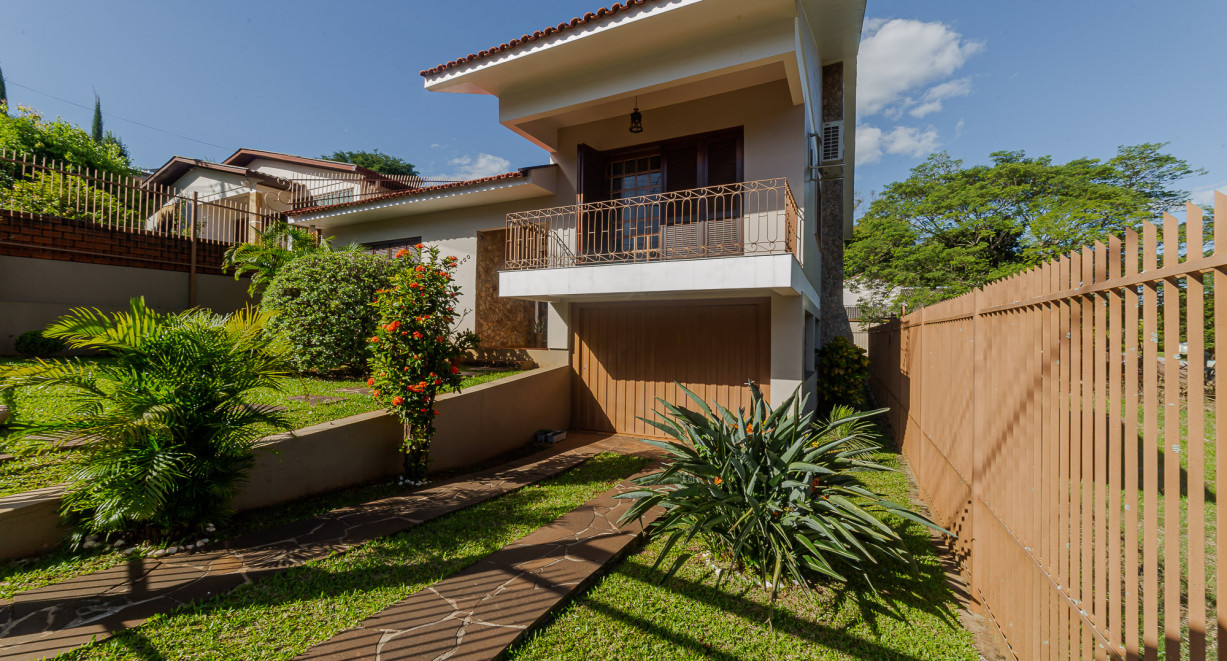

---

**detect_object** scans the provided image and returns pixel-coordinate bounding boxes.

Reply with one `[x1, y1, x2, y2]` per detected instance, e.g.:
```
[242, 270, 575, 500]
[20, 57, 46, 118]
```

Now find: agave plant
[222, 220, 356, 296]
[617, 383, 949, 607]
[0, 298, 294, 543]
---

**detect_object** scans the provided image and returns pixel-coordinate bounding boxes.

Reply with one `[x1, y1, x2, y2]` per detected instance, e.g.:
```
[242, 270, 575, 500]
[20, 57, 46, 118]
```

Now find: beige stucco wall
[324, 197, 570, 337]
[0, 255, 253, 354]
[0, 365, 571, 560]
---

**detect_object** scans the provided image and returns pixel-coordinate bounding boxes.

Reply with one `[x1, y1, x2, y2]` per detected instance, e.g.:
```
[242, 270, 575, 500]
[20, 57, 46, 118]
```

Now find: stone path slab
[294, 460, 663, 661]
[286, 394, 346, 405]
[0, 434, 643, 661]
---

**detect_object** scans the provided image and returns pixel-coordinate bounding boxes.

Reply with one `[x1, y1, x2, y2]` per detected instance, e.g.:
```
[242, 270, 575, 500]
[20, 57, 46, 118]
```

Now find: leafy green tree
[845, 144, 1203, 316]
[322, 149, 418, 177]
[0, 105, 133, 176]
[0, 299, 295, 543]
[91, 94, 103, 143]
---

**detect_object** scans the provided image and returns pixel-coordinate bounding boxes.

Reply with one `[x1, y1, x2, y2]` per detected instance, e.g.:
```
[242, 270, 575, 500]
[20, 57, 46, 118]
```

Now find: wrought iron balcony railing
[505, 178, 800, 270]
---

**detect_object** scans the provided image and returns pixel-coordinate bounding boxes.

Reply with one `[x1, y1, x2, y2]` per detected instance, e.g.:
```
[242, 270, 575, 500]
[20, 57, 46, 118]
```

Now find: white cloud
[908, 77, 973, 118]
[954, 118, 966, 139]
[1191, 184, 1226, 207]
[858, 19, 984, 118]
[856, 124, 941, 166]
[433, 152, 512, 180]
[857, 126, 884, 166]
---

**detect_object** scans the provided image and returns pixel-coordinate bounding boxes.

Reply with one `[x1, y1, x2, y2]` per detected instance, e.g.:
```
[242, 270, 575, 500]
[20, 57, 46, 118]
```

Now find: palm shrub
[0, 298, 294, 544]
[222, 221, 356, 296]
[617, 383, 947, 608]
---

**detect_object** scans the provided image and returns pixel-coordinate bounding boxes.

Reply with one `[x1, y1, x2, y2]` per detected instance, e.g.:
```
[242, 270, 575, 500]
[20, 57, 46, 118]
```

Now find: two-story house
[141, 148, 423, 240]
[287, 0, 864, 437]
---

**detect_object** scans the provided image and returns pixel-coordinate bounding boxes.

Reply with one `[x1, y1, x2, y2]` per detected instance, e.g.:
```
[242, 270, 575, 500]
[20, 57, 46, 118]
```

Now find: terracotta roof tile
[420, 0, 660, 77]
[289, 171, 529, 215]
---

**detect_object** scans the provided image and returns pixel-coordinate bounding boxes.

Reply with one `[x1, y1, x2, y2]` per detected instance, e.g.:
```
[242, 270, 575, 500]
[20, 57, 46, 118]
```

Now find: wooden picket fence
[868, 193, 1226, 660]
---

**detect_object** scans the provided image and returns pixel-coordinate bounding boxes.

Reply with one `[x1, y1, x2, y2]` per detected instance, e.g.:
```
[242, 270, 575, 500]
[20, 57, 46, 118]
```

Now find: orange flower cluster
[365, 243, 477, 480]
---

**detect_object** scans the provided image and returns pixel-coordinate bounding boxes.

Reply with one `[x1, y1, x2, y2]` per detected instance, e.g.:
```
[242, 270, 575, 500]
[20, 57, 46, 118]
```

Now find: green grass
[509, 447, 980, 661]
[0, 357, 520, 496]
[55, 452, 647, 661]
[0, 441, 550, 601]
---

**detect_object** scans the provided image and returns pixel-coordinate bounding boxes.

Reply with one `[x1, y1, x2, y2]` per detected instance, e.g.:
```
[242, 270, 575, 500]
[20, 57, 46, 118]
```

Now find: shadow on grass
[54, 457, 643, 660]
[599, 558, 949, 661]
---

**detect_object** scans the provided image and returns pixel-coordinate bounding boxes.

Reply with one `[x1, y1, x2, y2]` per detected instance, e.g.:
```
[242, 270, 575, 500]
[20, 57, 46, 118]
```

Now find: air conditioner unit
[820, 120, 844, 163]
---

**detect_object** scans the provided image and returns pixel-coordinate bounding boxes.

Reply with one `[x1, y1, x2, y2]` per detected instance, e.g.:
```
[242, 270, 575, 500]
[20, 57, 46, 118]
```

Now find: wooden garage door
[573, 299, 770, 436]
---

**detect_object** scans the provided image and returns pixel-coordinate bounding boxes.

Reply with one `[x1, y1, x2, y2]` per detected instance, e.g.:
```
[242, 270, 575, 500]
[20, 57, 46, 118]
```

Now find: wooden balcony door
[576, 127, 744, 263]
[609, 153, 662, 259]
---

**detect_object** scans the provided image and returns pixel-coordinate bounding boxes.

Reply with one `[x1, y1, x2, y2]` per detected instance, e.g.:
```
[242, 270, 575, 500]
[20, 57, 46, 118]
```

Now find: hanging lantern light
[629, 97, 643, 134]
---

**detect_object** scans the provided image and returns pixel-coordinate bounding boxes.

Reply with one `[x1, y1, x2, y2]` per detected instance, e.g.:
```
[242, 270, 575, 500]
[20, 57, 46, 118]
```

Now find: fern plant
[617, 383, 948, 608]
[0, 298, 294, 544]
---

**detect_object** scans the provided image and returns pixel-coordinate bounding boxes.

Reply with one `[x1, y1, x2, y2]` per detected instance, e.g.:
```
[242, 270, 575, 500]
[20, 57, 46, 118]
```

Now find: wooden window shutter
[705, 137, 739, 187]
[577, 143, 607, 204]
[664, 145, 698, 193]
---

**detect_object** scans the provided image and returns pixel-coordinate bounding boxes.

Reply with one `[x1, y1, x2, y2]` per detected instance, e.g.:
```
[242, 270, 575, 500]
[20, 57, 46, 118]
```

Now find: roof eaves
[288, 170, 531, 217]
[419, 0, 659, 77]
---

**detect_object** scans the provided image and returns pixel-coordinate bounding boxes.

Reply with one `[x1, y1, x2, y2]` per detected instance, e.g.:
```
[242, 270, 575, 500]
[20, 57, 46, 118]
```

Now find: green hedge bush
[817, 336, 870, 412]
[261, 251, 404, 372]
[15, 330, 65, 358]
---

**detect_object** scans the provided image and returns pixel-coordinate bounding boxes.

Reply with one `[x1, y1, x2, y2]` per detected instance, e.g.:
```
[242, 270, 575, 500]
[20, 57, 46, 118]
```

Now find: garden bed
[0, 357, 520, 497]
[508, 448, 982, 661]
[53, 452, 648, 661]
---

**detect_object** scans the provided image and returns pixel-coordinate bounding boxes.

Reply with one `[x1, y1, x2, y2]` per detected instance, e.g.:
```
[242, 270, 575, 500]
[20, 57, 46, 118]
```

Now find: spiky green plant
[222, 220, 356, 296]
[617, 383, 948, 609]
[0, 298, 294, 543]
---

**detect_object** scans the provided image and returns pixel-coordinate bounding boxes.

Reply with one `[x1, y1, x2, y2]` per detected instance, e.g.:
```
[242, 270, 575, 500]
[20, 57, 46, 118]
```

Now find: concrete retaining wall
[1, 254, 253, 354]
[0, 364, 572, 560]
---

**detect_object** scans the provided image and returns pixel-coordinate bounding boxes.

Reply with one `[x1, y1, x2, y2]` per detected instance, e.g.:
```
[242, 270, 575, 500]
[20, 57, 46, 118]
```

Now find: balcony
[505, 178, 799, 271]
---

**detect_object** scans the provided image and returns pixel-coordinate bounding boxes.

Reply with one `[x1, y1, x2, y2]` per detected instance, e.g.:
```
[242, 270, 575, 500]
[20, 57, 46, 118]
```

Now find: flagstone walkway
[294, 461, 663, 661]
[0, 433, 652, 661]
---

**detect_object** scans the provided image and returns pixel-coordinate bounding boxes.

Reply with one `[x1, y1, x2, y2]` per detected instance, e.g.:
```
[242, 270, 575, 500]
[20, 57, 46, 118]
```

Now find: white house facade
[287, 0, 865, 436]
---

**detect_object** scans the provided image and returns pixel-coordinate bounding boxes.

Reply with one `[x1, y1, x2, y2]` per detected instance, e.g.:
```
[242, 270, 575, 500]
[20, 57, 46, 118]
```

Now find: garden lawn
[0, 441, 549, 601]
[510, 447, 981, 661]
[56, 452, 647, 661]
[0, 357, 519, 496]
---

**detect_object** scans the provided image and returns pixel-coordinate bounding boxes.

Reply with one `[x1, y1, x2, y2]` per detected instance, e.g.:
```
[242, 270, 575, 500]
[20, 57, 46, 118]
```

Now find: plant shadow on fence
[867, 194, 1227, 660]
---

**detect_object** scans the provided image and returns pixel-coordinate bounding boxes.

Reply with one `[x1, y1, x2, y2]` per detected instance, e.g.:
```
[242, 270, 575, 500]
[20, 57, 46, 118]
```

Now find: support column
[819, 61, 853, 345]
[770, 294, 805, 407]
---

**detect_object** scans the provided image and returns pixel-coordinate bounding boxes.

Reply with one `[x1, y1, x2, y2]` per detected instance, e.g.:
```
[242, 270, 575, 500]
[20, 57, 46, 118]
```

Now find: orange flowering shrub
[367, 244, 477, 482]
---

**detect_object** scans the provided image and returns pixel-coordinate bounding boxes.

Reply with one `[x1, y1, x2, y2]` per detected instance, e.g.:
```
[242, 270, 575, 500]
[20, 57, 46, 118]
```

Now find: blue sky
[2, 1, 1223, 209]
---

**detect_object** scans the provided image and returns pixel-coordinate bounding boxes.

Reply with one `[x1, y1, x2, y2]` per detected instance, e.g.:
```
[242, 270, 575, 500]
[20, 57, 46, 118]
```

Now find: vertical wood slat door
[573, 299, 770, 437]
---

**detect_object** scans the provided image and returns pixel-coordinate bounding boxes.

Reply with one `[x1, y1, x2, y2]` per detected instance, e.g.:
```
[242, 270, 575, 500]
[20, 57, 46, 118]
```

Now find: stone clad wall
[474, 228, 537, 348]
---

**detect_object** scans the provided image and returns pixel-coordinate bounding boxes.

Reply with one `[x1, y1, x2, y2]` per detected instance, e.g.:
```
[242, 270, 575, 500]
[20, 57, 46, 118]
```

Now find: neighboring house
[287, 0, 865, 437]
[141, 149, 422, 241]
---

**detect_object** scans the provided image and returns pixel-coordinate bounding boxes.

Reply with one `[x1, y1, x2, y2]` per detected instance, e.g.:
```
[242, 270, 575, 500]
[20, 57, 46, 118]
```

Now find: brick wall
[0, 210, 230, 275]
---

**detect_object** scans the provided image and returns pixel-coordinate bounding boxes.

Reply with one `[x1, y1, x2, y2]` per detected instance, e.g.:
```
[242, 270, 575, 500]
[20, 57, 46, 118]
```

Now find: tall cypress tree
[0, 63, 8, 113]
[91, 94, 103, 143]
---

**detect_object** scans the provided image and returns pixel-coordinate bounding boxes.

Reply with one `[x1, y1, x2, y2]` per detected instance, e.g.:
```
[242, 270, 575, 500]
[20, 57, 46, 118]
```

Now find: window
[607, 154, 662, 252]
[314, 189, 355, 206]
[364, 236, 422, 258]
